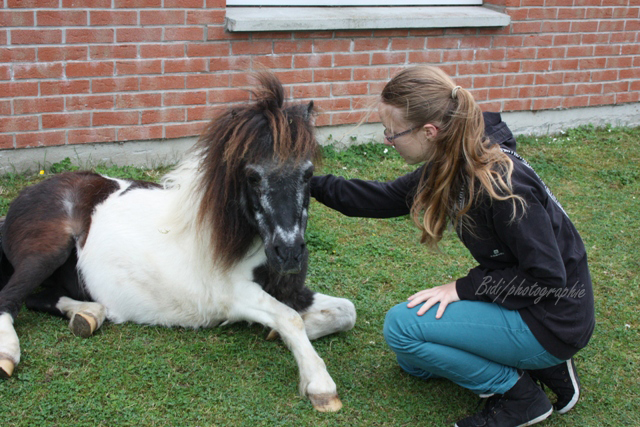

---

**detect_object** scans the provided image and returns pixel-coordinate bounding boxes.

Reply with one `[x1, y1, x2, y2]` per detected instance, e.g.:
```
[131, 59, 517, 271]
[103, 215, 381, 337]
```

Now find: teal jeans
[383, 300, 564, 395]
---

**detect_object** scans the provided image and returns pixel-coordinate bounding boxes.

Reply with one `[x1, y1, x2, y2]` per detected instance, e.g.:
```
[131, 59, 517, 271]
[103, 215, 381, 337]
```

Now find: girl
[310, 66, 594, 427]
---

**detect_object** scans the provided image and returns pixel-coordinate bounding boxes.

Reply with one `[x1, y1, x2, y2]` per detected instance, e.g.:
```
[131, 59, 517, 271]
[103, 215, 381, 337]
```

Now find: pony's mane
[191, 70, 320, 271]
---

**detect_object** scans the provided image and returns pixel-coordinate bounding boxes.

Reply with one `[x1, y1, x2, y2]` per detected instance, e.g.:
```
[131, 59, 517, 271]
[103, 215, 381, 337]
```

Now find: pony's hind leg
[299, 292, 356, 340]
[56, 297, 106, 338]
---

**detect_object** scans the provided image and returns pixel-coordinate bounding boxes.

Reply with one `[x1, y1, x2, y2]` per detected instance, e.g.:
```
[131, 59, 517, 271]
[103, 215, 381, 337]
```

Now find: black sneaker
[529, 358, 580, 415]
[455, 371, 553, 427]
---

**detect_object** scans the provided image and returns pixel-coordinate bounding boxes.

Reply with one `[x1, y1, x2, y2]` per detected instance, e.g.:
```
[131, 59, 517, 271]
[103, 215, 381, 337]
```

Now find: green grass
[1, 125, 639, 426]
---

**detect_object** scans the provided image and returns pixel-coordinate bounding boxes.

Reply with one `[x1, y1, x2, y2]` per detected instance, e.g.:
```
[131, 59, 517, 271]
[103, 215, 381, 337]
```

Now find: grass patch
[1, 125, 639, 426]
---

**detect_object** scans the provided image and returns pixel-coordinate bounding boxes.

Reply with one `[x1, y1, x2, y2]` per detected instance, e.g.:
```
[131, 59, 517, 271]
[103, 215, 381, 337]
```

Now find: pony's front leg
[0, 313, 19, 378]
[300, 292, 356, 341]
[229, 283, 342, 412]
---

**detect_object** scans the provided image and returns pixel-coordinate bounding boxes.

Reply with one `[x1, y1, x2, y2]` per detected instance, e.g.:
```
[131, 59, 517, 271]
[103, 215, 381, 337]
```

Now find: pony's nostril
[274, 245, 285, 261]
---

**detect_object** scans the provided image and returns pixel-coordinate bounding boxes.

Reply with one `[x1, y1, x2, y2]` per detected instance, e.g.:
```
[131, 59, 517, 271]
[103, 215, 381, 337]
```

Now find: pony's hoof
[309, 393, 342, 412]
[69, 312, 97, 338]
[266, 329, 280, 341]
[0, 358, 15, 379]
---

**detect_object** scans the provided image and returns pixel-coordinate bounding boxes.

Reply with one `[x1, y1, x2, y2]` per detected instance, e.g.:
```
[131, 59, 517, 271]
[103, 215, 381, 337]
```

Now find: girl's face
[378, 103, 436, 165]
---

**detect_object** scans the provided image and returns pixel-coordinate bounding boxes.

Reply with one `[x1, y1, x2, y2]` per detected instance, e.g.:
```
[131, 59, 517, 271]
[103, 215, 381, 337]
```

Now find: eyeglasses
[384, 126, 421, 143]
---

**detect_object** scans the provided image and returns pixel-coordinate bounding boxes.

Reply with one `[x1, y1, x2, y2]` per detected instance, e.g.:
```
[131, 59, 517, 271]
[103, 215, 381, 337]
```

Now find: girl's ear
[423, 124, 439, 139]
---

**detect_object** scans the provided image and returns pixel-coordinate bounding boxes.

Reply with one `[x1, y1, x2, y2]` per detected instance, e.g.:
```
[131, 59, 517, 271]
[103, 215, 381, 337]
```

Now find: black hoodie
[310, 112, 594, 360]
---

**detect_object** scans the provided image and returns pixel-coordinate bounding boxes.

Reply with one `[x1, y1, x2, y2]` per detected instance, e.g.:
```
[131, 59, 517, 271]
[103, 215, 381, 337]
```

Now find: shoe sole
[555, 359, 580, 415]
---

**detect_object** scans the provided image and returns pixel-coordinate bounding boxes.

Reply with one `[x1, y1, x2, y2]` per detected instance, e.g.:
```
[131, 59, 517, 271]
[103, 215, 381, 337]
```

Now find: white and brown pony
[0, 72, 355, 412]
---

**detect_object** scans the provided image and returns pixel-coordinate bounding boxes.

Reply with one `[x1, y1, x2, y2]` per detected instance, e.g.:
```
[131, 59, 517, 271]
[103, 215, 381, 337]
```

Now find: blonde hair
[380, 65, 525, 248]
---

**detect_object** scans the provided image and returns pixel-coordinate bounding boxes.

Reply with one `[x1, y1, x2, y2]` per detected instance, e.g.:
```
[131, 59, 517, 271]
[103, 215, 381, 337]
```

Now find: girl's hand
[407, 281, 460, 319]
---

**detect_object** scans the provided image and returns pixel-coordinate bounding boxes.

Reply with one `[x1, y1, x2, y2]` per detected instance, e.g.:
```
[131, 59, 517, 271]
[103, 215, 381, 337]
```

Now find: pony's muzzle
[271, 237, 306, 274]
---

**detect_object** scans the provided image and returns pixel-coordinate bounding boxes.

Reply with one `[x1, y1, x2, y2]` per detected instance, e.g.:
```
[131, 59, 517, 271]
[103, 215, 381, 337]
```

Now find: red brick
[93, 111, 138, 126]
[408, 51, 443, 63]
[505, 73, 535, 86]
[548, 84, 576, 96]
[533, 97, 563, 110]
[391, 38, 426, 51]
[14, 97, 64, 114]
[207, 88, 250, 103]
[331, 111, 367, 126]
[37, 11, 87, 26]
[488, 87, 519, 99]
[459, 37, 493, 49]
[116, 93, 161, 109]
[0, 101, 10, 115]
[117, 125, 162, 141]
[0, 134, 14, 150]
[63, 0, 112, 7]
[603, 81, 628, 93]
[206, 26, 250, 41]
[475, 49, 506, 61]
[186, 74, 229, 89]
[187, 105, 215, 121]
[274, 40, 312, 54]
[0, 82, 38, 98]
[274, 70, 312, 84]
[579, 57, 607, 69]
[140, 75, 185, 91]
[90, 11, 138, 26]
[537, 47, 567, 59]
[14, 63, 62, 80]
[616, 91, 640, 103]
[354, 67, 389, 81]
[529, 7, 560, 19]
[330, 82, 367, 97]
[117, 28, 163, 43]
[140, 44, 185, 58]
[141, 108, 185, 124]
[552, 58, 580, 71]
[164, 58, 208, 73]
[552, 34, 582, 45]
[371, 52, 406, 65]
[68, 127, 116, 144]
[314, 68, 351, 83]
[506, 47, 536, 60]
[140, 10, 185, 26]
[585, 7, 612, 19]
[0, 116, 39, 133]
[67, 62, 113, 78]
[90, 45, 138, 60]
[114, 0, 161, 7]
[294, 54, 331, 69]
[67, 29, 114, 44]
[607, 56, 633, 68]
[167, 0, 205, 7]
[534, 72, 564, 85]
[38, 46, 87, 61]
[563, 96, 590, 108]
[353, 38, 388, 51]
[116, 60, 162, 75]
[373, 29, 410, 37]
[15, 131, 66, 149]
[459, 63, 490, 75]
[541, 21, 571, 32]
[589, 94, 616, 106]
[564, 71, 591, 83]
[503, 99, 533, 111]
[315, 98, 351, 111]
[594, 44, 622, 56]
[0, 47, 36, 62]
[599, 20, 626, 32]
[163, 91, 207, 106]
[165, 27, 204, 42]
[187, 42, 228, 57]
[291, 84, 330, 99]
[443, 50, 474, 62]
[209, 56, 250, 71]
[571, 20, 599, 32]
[92, 77, 139, 93]
[522, 34, 554, 47]
[0, 11, 34, 26]
[427, 37, 460, 50]
[206, 0, 225, 7]
[186, 10, 225, 25]
[165, 122, 206, 139]
[42, 113, 91, 129]
[12, 29, 62, 45]
[41, 80, 90, 95]
[66, 95, 114, 111]
[474, 75, 505, 88]
[521, 60, 551, 72]
[575, 83, 602, 95]
[7, 0, 58, 7]
[252, 31, 292, 40]
[591, 69, 619, 82]
[231, 41, 272, 55]
[333, 53, 369, 67]
[252, 55, 293, 69]
[585, 33, 614, 44]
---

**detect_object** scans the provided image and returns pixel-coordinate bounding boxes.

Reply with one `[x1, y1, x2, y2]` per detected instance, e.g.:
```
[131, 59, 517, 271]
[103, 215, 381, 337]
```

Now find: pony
[0, 71, 355, 412]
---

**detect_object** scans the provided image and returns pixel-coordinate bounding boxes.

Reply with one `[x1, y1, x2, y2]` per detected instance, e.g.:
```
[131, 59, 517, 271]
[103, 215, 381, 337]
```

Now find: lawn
[0, 125, 638, 426]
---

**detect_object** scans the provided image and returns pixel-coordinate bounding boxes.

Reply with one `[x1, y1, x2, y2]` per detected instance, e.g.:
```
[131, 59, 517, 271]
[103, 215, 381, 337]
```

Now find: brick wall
[0, 0, 638, 150]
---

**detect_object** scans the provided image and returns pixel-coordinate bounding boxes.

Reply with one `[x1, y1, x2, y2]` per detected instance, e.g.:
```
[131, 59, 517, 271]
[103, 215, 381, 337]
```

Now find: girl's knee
[383, 302, 413, 350]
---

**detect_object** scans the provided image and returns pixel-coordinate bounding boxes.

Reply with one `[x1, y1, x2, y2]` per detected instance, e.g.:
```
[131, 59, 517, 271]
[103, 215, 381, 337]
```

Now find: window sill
[224, 6, 510, 32]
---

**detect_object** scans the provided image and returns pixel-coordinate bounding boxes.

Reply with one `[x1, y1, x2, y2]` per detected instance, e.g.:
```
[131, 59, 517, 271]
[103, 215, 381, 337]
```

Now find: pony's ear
[304, 101, 314, 121]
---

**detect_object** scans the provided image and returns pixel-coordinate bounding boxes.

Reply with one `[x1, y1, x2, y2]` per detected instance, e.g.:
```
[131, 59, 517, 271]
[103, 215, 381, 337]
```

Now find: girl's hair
[380, 65, 525, 248]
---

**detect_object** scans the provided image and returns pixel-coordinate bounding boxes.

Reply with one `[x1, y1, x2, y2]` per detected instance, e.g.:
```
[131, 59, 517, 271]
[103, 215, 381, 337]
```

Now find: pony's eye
[247, 173, 262, 187]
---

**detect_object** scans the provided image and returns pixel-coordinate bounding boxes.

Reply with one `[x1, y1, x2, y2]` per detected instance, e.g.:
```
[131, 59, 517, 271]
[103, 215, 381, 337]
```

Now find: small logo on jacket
[490, 249, 504, 258]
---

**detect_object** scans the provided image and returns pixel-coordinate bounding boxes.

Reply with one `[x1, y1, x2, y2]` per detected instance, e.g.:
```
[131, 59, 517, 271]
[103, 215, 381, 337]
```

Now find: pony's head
[195, 71, 320, 274]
